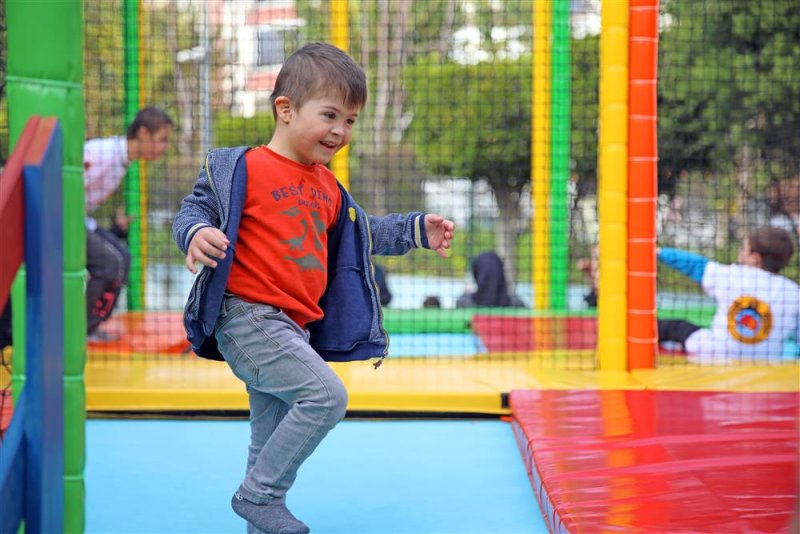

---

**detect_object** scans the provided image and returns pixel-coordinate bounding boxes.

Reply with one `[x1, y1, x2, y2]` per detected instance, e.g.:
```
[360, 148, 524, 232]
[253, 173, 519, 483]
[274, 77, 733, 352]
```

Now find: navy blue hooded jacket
[173, 147, 430, 363]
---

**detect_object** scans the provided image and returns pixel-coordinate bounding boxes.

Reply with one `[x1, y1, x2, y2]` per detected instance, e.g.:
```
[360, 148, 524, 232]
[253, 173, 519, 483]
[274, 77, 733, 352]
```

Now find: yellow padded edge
[84, 359, 798, 414]
[632, 363, 800, 392]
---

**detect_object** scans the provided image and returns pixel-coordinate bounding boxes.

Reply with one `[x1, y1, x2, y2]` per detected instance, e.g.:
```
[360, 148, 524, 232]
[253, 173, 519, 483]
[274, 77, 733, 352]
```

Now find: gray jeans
[215, 295, 348, 510]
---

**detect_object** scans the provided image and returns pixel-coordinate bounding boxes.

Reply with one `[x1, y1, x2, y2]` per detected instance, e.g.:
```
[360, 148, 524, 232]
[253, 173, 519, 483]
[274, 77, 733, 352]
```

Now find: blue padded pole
[0, 391, 26, 533]
[22, 118, 64, 533]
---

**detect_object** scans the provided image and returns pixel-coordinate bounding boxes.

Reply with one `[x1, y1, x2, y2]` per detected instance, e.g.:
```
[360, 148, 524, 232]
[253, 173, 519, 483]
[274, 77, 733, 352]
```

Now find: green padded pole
[550, 0, 571, 310]
[123, 0, 145, 310]
[6, 0, 86, 531]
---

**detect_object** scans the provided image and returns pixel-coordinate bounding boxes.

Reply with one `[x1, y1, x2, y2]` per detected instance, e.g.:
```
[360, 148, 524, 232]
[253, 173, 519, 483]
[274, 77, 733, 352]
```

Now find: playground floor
[86, 418, 547, 533]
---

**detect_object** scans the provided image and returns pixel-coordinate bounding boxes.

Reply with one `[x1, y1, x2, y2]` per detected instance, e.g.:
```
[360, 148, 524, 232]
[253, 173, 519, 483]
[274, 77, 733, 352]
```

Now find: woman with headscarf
[456, 251, 525, 308]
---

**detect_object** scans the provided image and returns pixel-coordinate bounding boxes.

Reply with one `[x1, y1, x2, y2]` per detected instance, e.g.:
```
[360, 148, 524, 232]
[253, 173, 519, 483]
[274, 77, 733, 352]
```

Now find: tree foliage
[658, 0, 800, 190]
[406, 58, 530, 196]
[570, 35, 599, 193]
[405, 57, 531, 279]
[213, 113, 274, 148]
[83, 0, 126, 138]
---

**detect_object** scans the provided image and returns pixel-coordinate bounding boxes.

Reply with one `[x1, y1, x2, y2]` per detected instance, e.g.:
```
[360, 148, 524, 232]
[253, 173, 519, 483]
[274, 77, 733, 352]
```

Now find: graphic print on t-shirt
[276, 193, 331, 272]
[727, 295, 773, 344]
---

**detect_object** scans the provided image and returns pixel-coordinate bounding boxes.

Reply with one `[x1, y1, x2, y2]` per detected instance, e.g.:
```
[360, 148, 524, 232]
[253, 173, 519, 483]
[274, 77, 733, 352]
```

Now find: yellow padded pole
[532, 0, 552, 311]
[597, 0, 629, 371]
[329, 0, 350, 190]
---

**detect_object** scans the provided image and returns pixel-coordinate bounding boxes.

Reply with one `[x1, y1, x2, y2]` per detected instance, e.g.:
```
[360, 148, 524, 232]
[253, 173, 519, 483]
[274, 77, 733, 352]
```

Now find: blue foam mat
[86, 419, 546, 533]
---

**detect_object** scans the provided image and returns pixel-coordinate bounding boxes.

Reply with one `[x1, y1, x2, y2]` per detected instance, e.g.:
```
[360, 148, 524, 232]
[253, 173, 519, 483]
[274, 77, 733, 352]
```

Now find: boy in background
[173, 43, 454, 533]
[658, 226, 799, 364]
[84, 106, 173, 340]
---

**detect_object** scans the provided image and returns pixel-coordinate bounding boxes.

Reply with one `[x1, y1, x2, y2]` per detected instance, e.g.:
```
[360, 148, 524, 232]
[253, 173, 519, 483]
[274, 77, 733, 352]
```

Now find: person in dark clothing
[577, 244, 599, 308]
[0, 301, 11, 350]
[456, 251, 525, 308]
[423, 296, 441, 308]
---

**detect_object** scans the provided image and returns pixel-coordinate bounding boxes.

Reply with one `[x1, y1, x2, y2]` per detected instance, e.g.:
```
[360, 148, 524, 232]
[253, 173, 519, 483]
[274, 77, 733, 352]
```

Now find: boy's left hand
[114, 206, 134, 232]
[424, 214, 455, 258]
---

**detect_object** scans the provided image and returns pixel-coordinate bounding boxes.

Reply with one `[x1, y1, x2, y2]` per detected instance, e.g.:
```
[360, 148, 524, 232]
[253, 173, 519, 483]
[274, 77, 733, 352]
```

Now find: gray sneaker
[231, 492, 310, 534]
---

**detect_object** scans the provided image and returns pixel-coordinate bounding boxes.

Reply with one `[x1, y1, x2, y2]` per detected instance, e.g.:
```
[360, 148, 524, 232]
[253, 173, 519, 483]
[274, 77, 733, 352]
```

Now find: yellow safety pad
[633, 363, 800, 392]
[85, 355, 798, 414]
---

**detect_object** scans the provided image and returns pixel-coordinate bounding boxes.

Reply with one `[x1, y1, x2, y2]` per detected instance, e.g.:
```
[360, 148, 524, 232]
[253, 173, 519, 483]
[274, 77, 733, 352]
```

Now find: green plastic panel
[63, 477, 86, 533]
[6, 0, 83, 83]
[382, 307, 597, 334]
[6, 85, 85, 167]
[63, 379, 87, 474]
[63, 276, 87, 377]
[62, 167, 87, 272]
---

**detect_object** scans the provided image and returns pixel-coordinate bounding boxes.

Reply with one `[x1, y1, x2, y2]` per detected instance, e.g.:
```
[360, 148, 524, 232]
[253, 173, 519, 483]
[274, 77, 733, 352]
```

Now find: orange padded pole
[627, 0, 659, 369]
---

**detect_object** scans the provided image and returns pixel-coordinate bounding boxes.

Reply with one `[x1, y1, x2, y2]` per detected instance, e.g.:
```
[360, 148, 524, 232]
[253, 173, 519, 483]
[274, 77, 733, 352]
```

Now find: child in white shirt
[658, 226, 799, 364]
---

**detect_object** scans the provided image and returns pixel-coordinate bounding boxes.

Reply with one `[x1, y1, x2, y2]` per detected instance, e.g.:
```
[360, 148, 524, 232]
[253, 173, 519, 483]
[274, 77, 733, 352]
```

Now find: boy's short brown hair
[748, 226, 796, 274]
[270, 42, 367, 119]
[126, 106, 174, 138]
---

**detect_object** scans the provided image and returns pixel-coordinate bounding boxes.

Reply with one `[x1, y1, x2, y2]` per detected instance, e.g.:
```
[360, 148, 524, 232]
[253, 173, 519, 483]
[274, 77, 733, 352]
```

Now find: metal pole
[200, 0, 211, 154]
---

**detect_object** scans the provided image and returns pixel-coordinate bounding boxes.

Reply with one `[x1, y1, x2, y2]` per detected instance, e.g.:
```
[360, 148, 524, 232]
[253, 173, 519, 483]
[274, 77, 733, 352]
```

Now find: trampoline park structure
[1, 0, 798, 532]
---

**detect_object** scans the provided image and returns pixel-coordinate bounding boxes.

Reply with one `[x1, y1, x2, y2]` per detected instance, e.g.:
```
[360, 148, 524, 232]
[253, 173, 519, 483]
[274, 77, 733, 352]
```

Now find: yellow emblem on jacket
[727, 295, 772, 344]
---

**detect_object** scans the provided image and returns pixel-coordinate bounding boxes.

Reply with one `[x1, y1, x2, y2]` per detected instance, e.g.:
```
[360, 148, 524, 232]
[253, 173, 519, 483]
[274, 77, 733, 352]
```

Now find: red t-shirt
[227, 146, 342, 328]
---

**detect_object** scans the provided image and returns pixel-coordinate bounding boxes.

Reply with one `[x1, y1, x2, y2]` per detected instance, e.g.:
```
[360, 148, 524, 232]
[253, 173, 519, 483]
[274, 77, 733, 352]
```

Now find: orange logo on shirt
[727, 296, 772, 344]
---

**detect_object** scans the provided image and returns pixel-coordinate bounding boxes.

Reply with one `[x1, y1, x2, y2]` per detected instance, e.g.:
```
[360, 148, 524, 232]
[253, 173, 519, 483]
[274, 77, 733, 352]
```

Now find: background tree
[570, 34, 599, 196]
[658, 0, 800, 228]
[406, 58, 531, 285]
[83, 0, 126, 139]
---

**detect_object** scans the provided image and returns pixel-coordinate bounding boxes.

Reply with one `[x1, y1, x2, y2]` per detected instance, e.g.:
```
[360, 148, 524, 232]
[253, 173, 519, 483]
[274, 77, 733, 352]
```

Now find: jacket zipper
[204, 153, 227, 229]
[363, 213, 388, 369]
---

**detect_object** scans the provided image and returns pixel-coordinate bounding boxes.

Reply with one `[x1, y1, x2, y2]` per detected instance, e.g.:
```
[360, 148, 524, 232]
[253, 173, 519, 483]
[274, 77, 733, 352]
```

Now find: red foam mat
[471, 316, 597, 351]
[87, 311, 191, 355]
[509, 389, 799, 533]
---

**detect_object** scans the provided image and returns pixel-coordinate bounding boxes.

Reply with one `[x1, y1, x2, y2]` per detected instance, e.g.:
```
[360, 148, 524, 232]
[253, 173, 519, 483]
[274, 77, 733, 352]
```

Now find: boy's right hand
[186, 227, 229, 274]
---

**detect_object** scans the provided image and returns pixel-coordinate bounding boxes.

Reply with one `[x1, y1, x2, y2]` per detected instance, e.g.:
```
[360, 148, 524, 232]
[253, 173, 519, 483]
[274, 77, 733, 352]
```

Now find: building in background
[217, 0, 303, 118]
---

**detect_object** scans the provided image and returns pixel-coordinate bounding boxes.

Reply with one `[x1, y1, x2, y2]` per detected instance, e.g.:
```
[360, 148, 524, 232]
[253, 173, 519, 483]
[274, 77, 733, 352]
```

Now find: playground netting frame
[1, 1, 799, 532]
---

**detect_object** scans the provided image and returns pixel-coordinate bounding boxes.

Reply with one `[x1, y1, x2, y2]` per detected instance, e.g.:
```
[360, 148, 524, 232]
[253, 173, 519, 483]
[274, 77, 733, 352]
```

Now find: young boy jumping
[658, 226, 799, 364]
[173, 42, 455, 533]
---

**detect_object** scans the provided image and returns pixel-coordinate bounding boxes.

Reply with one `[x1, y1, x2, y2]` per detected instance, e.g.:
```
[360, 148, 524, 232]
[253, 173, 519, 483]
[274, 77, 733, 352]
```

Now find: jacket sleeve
[657, 247, 709, 285]
[172, 159, 222, 254]
[368, 212, 428, 255]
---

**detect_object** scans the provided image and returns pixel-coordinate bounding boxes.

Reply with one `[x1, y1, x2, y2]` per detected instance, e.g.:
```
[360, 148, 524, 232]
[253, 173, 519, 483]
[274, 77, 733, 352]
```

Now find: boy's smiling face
[271, 93, 360, 165]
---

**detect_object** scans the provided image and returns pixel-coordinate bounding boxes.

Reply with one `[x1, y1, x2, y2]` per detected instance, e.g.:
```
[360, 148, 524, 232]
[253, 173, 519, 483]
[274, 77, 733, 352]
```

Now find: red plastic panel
[87, 311, 191, 355]
[472, 316, 598, 352]
[510, 389, 799, 533]
[0, 118, 39, 310]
